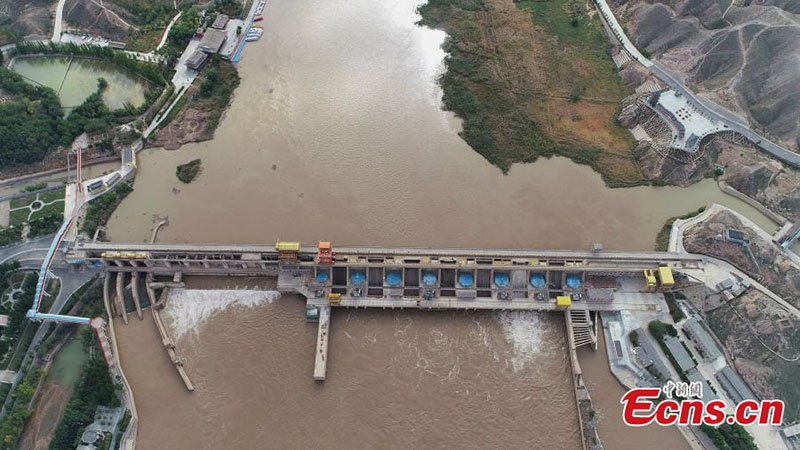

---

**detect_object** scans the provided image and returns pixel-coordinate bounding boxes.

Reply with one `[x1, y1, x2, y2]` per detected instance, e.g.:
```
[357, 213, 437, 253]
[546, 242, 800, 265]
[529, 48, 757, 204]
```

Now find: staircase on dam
[568, 309, 597, 349]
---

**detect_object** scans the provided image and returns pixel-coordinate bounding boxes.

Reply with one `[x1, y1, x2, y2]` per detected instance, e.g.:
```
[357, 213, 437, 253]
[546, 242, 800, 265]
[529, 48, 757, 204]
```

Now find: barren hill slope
[612, 0, 800, 151]
[62, 0, 176, 42]
[0, 0, 55, 44]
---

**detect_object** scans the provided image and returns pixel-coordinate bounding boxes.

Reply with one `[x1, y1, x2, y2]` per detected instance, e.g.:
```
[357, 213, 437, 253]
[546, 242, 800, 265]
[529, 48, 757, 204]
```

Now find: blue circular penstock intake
[422, 271, 437, 286]
[494, 273, 509, 288]
[316, 270, 329, 283]
[458, 272, 474, 288]
[530, 274, 546, 288]
[350, 270, 365, 285]
[566, 275, 581, 289]
[386, 270, 402, 286]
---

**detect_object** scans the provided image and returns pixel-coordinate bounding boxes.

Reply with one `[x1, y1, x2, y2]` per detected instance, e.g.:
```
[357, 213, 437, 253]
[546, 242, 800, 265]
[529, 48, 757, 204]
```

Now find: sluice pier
[70, 240, 695, 382]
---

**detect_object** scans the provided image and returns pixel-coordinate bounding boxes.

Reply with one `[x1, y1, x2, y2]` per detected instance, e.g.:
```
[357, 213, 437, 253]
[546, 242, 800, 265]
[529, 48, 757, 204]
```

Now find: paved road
[0, 235, 54, 264]
[649, 64, 800, 168]
[143, 36, 200, 137]
[156, 12, 182, 51]
[52, 0, 67, 41]
[594, 0, 651, 66]
[594, 0, 800, 169]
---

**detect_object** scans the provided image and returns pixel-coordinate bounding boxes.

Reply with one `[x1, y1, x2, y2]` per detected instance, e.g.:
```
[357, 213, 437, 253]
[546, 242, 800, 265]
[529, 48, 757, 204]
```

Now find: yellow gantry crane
[276, 241, 301, 262]
[643, 266, 675, 291]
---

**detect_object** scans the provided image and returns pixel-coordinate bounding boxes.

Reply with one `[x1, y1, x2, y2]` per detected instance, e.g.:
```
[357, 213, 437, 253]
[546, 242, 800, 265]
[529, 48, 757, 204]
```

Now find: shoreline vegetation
[3, 277, 120, 449]
[654, 207, 706, 251]
[417, 0, 644, 187]
[50, 328, 118, 450]
[81, 183, 134, 239]
[149, 55, 240, 149]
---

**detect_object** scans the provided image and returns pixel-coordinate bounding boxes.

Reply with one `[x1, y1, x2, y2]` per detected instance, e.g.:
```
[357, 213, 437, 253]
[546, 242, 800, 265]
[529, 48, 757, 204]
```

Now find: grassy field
[520, 0, 629, 100]
[127, 29, 164, 53]
[418, 0, 643, 186]
[9, 188, 65, 228]
[8, 210, 29, 228]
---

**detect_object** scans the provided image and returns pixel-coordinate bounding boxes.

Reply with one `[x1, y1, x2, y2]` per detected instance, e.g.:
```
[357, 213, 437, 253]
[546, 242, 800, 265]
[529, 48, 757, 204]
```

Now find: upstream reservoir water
[10, 56, 148, 111]
[105, 1, 776, 248]
[103, 0, 781, 448]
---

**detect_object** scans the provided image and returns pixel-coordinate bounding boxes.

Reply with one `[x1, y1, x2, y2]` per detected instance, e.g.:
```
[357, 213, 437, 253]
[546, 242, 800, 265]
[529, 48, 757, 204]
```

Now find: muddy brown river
[117, 282, 582, 448]
[104, 0, 778, 448]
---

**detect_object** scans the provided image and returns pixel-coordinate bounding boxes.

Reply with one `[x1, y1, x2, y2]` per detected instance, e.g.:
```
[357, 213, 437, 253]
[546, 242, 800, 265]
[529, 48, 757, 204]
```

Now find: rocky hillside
[0, 0, 54, 44]
[683, 208, 800, 420]
[706, 289, 800, 423]
[63, 0, 178, 43]
[684, 209, 800, 308]
[631, 134, 800, 222]
[612, 0, 800, 151]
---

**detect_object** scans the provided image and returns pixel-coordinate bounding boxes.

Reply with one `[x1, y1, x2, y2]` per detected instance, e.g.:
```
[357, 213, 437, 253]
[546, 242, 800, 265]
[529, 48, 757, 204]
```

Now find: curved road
[593, 0, 800, 168]
[52, 0, 67, 42]
[156, 12, 182, 51]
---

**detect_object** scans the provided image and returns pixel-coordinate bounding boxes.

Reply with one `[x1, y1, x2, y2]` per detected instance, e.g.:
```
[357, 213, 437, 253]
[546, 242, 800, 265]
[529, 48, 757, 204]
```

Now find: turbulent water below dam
[117, 284, 582, 448]
[102, 0, 774, 447]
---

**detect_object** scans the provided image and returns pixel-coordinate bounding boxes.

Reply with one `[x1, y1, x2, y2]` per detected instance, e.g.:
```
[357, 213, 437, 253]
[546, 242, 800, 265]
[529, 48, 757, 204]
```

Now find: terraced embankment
[612, 0, 800, 152]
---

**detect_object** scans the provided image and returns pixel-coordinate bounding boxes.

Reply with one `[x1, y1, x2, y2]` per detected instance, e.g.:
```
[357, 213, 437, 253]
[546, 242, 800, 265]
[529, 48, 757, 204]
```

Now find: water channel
[18, 334, 88, 450]
[102, 0, 781, 448]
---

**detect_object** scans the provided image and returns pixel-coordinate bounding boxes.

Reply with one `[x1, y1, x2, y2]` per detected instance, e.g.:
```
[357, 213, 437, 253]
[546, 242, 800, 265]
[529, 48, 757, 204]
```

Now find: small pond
[10, 56, 150, 112]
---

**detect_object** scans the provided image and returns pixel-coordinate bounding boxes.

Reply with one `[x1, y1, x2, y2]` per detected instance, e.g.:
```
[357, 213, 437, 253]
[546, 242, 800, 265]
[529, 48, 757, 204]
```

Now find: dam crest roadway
[70, 240, 723, 381]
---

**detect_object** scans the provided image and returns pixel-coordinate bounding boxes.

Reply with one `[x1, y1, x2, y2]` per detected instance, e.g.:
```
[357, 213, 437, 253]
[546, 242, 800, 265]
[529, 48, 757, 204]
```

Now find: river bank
[106, 0, 780, 251]
[147, 57, 240, 150]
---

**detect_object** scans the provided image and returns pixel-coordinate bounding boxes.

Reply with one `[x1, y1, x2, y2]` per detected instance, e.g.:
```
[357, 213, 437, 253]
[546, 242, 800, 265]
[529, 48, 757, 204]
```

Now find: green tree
[666, 324, 678, 337]
[648, 320, 667, 340]
[199, 70, 218, 97]
[628, 330, 639, 346]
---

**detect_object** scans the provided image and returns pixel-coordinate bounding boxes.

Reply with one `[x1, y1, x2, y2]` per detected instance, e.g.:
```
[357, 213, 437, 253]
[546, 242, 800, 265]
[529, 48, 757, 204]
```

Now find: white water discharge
[163, 289, 281, 339]
[496, 311, 546, 371]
